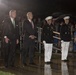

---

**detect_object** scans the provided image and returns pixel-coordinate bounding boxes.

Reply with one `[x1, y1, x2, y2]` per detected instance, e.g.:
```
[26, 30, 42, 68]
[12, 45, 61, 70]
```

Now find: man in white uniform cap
[60, 16, 71, 62]
[42, 16, 54, 64]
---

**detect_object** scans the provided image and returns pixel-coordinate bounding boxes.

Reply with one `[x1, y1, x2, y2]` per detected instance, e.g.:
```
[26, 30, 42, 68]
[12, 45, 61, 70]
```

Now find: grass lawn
[0, 71, 15, 75]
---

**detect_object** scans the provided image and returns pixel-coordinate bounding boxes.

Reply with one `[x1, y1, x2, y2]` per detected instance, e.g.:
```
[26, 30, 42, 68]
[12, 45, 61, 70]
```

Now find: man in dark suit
[3, 10, 19, 68]
[22, 12, 36, 66]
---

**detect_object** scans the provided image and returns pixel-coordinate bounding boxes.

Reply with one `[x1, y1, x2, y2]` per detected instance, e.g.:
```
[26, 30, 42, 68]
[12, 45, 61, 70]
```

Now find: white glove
[61, 40, 64, 43]
[43, 41, 46, 44]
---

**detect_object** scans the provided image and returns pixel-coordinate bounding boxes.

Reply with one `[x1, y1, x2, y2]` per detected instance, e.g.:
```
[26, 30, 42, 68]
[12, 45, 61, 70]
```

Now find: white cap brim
[63, 16, 70, 20]
[45, 16, 53, 21]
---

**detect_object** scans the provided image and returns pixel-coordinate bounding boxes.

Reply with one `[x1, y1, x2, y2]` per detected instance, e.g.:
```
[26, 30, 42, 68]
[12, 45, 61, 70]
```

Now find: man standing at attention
[42, 16, 54, 64]
[60, 16, 71, 62]
[3, 10, 19, 68]
[22, 12, 36, 66]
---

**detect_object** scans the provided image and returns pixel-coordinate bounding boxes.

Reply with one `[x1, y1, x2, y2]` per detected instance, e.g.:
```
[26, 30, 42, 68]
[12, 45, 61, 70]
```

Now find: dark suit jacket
[23, 19, 36, 44]
[3, 17, 19, 41]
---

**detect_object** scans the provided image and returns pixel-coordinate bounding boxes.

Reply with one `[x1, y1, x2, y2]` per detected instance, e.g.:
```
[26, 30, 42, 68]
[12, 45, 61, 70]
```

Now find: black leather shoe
[62, 60, 69, 62]
[5, 65, 8, 68]
[29, 62, 36, 65]
[23, 63, 27, 66]
[45, 62, 53, 64]
[10, 65, 15, 67]
[5, 64, 8, 68]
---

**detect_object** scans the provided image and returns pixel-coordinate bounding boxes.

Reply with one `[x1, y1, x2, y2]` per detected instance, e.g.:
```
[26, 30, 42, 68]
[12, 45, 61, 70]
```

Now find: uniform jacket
[42, 24, 54, 43]
[60, 23, 71, 41]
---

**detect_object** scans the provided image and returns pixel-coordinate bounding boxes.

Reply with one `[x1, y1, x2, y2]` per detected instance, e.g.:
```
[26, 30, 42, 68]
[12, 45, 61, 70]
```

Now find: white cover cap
[45, 16, 53, 21]
[63, 16, 70, 20]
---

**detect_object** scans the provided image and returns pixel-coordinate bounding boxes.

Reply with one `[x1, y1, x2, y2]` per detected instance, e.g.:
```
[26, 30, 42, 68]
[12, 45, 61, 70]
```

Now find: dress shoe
[5, 65, 8, 68]
[62, 60, 69, 62]
[23, 63, 27, 66]
[21, 63, 27, 67]
[10, 65, 15, 67]
[29, 62, 36, 65]
[45, 62, 53, 64]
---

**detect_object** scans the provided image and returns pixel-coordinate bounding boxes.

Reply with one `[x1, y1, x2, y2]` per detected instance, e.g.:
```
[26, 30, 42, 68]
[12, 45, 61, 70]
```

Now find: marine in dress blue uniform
[60, 16, 71, 61]
[43, 16, 54, 63]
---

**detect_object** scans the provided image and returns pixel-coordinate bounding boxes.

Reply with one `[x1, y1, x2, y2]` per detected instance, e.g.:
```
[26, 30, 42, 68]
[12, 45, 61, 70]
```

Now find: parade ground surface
[0, 53, 76, 75]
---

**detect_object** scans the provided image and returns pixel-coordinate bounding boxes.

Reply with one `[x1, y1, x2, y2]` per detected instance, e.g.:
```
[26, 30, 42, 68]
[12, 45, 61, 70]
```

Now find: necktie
[12, 19, 15, 28]
[31, 21, 34, 29]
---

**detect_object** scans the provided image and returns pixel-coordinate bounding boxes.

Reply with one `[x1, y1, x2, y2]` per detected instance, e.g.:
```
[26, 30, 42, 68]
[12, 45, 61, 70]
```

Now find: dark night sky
[0, 0, 76, 17]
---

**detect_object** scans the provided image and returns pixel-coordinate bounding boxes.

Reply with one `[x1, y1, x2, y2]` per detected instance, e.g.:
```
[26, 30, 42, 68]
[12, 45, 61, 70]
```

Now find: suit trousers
[22, 40, 35, 64]
[4, 40, 16, 66]
[61, 41, 70, 60]
[43, 41, 53, 62]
